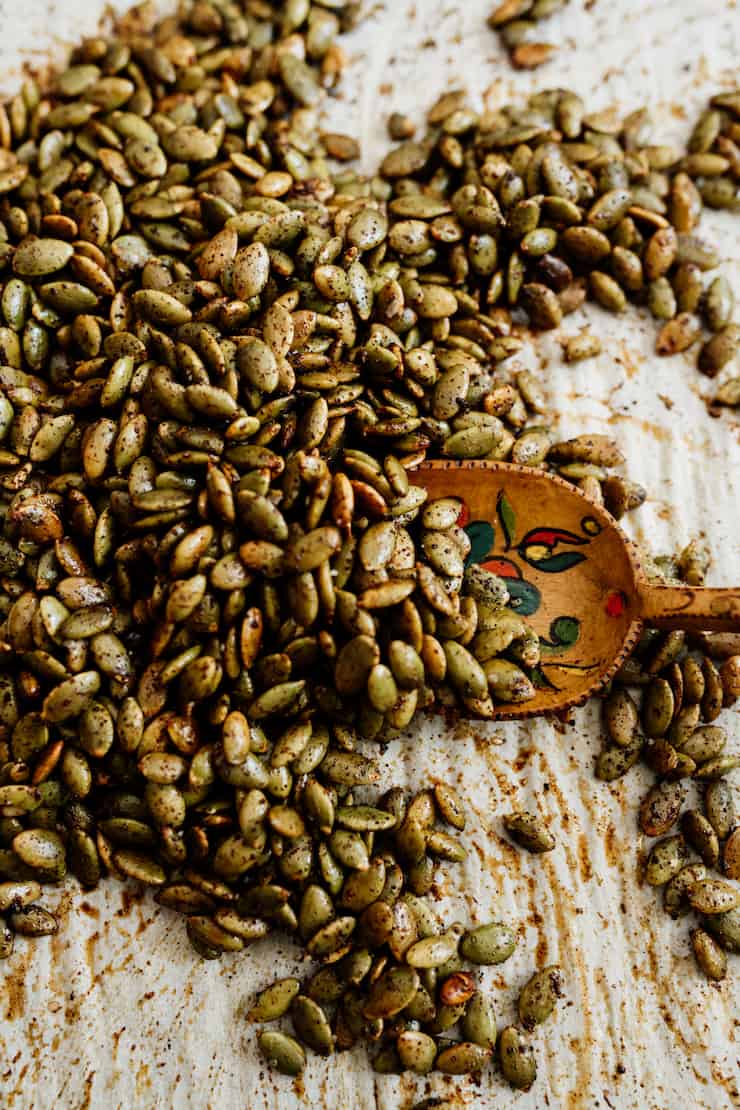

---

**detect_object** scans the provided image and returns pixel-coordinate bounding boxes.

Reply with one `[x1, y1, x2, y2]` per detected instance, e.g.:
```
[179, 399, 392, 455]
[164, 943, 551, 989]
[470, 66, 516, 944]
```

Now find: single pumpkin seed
[258, 1031, 305, 1076]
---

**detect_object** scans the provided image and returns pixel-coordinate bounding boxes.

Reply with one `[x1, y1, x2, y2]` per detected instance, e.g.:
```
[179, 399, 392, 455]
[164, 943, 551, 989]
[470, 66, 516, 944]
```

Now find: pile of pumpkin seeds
[0, 0, 580, 1091]
[377, 83, 739, 408]
[487, 0, 571, 70]
[0, 0, 736, 1093]
[248, 783, 563, 1081]
[601, 544, 739, 980]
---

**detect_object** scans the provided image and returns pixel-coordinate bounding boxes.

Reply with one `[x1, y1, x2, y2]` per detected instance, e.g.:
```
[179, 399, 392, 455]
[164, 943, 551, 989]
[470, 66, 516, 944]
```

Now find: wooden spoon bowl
[413, 461, 740, 720]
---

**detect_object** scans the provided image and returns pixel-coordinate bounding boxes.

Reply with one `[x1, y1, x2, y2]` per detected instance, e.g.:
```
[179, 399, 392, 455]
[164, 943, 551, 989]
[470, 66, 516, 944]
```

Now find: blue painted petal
[465, 520, 495, 565]
[522, 551, 587, 573]
[505, 579, 541, 616]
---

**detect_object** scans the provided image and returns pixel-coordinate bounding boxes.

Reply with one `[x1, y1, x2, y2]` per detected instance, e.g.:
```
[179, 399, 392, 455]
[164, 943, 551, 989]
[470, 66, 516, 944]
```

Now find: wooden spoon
[413, 460, 740, 720]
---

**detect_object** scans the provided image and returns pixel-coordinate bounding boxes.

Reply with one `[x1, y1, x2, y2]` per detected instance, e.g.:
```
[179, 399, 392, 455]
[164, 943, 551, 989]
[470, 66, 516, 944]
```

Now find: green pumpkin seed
[704, 275, 735, 332]
[695, 755, 740, 781]
[704, 908, 740, 953]
[436, 1041, 491, 1074]
[722, 829, 740, 881]
[521, 282, 563, 328]
[676, 725, 725, 763]
[681, 811, 719, 868]
[258, 1031, 306, 1076]
[12, 829, 66, 877]
[499, 1026, 537, 1091]
[664, 864, 707, 919]
[518, 965, 563, 1028]
[588, 188, 632, 230]
[590, 270, 627, 312]
[0, 880, 41, 912]
[365, 664, 398, 713]
[0, 785, 41, 811]
[334, 636, 381, 696]
[645, 836, 689, 886]
[291, 995, 334, 1055]
[642, 678, 675, 737]
[505, 811, 555, 854]
[484, 659, 535, 703]
[113, 849, 167, 886]
[188, 915, 246, 954]
[639, 781, 686, 837]
[396, 1031, 437, 1074]
[340, 858, 386, 912]
[603, 687, 639, 746]
[656, 313, 701, 356]
[306, 916, 356, 959]
[462, 992, 497, 1049]
[249, 681, 306, 720]
[68, 830, 102, 888]
[363, 965, 420, 1019]
[406, 931, 460, 968]
[13, 238, 74, 277]
[433, 784, 466, 830]
[699, 326, 740, 377]
[460, 922, 517, 965]
[704, 781, 735, 840]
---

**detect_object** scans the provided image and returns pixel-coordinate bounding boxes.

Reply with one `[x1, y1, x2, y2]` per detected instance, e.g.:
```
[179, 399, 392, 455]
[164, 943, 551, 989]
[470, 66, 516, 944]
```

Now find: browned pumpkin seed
[9, 905, 59, 936]
[688, 879, 740, 915]
[690, 927, 727, 981]
[504, 811, 555, 854]
[639, 781, 686, 837]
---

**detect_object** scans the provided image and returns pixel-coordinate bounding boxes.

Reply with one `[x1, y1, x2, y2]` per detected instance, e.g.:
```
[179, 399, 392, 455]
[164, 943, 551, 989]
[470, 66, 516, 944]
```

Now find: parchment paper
[0, 2, 738, 1108]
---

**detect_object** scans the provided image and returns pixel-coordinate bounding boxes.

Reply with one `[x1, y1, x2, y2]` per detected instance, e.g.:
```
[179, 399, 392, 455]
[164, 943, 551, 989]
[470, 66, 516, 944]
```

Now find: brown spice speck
[3, 948, 29, 1020]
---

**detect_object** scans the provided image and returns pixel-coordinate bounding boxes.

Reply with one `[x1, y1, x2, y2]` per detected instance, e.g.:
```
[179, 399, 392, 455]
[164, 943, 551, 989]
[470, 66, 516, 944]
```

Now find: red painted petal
[605, 590, 628, 617]
[482, 557, 521, 579]
[522, 527, 587, 547]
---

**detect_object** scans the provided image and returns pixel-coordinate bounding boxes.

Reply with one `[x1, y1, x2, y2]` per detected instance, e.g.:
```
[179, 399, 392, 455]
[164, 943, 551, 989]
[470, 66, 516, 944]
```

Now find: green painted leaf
[465, 521, 494, 565]
[540, 616, 581, 655]
[521, 551, 586, 574]
[550, 616, 580, 646]
[505, 579, 541, 616]
[496, 490, 516, 551]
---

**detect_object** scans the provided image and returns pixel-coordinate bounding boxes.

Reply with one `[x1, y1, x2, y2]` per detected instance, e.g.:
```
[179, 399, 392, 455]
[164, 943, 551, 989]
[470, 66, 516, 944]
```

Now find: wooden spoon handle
[638, 581, 740, 632]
